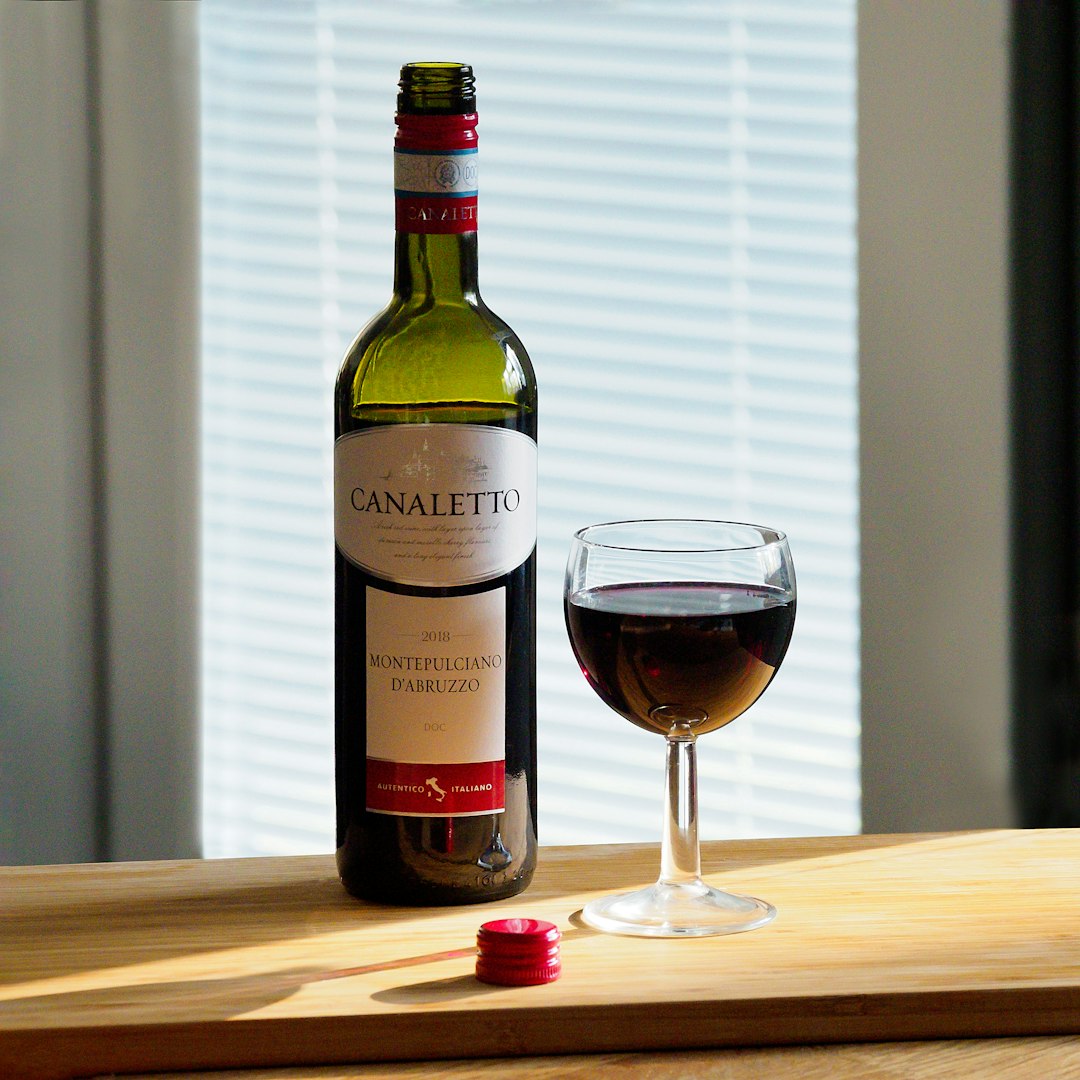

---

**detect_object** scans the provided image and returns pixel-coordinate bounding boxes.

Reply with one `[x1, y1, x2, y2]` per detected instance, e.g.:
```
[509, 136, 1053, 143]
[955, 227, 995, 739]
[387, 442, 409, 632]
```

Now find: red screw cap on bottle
[475, 918, 562, 986]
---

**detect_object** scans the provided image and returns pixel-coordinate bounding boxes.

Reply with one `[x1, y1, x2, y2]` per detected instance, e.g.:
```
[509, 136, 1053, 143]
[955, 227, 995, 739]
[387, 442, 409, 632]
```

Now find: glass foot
[581, 880, 776, 938]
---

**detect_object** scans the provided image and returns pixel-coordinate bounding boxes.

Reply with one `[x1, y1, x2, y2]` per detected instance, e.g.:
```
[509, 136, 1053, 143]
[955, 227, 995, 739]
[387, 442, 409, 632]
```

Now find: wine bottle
[333, 63, 538, 904]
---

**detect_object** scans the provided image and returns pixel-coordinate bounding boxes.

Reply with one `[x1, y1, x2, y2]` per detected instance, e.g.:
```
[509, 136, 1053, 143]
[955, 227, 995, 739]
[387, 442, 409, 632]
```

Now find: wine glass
[564, 519, 796, 937]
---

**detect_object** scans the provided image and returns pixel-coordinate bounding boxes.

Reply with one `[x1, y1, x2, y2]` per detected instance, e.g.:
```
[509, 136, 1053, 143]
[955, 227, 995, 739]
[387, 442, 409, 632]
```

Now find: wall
[0, 2, 200, 863]
[859, 0, 1015, 830]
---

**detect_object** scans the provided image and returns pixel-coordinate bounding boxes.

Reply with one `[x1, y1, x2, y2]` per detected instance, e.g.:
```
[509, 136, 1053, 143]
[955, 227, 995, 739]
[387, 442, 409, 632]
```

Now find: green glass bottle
[333, 63, 538, 904]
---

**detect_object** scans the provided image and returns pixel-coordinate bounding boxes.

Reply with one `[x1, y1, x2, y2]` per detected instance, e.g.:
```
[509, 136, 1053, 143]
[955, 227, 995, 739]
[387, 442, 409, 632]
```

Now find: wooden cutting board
[2, 830, 1079, 1079]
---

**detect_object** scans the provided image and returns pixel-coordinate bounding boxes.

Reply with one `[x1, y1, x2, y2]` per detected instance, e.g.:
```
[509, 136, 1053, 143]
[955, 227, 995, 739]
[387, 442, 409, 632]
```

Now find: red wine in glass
[565, 581, 795, 737]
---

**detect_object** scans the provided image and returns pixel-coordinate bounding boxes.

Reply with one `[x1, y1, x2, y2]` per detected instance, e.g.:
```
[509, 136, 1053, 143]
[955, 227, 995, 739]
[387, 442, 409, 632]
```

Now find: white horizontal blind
[199, 0, 858, 856]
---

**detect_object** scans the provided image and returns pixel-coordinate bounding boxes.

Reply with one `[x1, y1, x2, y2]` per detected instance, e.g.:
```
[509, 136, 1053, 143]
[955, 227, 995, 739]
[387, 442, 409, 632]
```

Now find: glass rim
[571, 518, 788, 554]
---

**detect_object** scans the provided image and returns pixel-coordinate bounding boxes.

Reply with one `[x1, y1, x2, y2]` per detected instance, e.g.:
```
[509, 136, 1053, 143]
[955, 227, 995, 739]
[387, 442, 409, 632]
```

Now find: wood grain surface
[116, 1036, 1080, 1080]
[3, 830, 1079, 1079]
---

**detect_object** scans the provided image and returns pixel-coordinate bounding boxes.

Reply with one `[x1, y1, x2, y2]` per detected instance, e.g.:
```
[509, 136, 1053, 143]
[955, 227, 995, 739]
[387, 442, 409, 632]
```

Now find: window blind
[199, 0, 858, 856]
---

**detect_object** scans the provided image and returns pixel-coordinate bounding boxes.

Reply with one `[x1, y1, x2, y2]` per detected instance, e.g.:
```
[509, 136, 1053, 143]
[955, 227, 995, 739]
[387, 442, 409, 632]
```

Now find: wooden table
[117, 1038, 1080, 1079]
[2, 831, 1079, 1079]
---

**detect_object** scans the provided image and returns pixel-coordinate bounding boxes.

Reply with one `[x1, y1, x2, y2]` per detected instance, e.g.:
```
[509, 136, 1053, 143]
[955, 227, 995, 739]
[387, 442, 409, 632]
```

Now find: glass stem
[659, 727, 702, 889]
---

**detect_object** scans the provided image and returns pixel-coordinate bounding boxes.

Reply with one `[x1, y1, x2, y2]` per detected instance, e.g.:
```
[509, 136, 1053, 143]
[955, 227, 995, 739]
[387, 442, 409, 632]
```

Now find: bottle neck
[393, 110, 479, 304]
[393, 231, 479, 304]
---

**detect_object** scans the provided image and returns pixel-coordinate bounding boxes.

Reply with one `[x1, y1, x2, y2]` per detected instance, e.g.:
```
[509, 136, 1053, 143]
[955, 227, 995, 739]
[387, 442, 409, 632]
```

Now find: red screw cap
[475, 918, 562, 986]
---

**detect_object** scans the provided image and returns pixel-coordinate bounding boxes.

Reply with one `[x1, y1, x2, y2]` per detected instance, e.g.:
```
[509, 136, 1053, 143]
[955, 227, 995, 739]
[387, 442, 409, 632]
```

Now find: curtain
[1010, 1, 1080, 826]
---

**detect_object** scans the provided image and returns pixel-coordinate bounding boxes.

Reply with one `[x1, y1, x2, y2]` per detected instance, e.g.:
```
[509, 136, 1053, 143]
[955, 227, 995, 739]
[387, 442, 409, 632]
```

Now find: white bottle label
[364, 587, 506, 817]
[334, 424, 537, 587]
[394, 147, 478, 196]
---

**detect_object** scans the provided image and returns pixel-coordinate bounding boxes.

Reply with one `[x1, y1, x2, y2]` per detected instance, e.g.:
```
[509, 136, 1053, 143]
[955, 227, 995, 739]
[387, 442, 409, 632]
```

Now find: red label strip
[367, 758, 504, 816]
[395, 193, 478, 234]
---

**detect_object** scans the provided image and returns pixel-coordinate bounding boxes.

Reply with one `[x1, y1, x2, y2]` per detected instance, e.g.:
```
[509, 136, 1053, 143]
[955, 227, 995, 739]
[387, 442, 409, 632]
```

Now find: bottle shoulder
[335, 296, 536, 423]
